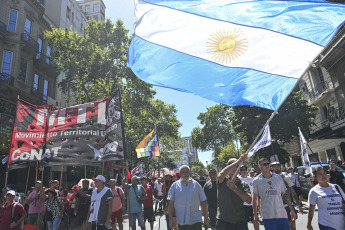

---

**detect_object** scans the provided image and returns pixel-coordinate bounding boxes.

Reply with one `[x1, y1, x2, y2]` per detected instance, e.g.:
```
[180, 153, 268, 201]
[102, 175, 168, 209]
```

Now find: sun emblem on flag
[207, 28, 248, 64]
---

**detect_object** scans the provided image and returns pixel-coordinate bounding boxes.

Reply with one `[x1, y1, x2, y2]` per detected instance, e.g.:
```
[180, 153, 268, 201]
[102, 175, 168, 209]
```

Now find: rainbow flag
[136, 130, 160, 158]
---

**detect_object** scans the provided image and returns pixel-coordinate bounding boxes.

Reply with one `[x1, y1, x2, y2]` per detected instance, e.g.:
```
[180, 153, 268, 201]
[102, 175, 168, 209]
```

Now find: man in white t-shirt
[239, 164, 259, 230]
[154, 178, 163, 212]
[253, 158, 296, 230]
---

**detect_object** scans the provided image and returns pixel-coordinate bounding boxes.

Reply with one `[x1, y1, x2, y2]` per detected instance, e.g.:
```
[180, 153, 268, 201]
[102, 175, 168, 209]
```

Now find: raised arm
[218, 154, 247, 183]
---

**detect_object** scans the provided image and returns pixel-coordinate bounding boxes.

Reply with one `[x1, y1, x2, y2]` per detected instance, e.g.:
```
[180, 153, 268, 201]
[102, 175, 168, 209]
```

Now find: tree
[191, 166, 202, 175]
[206, 163, 217, 173]
[217, 143, 240, 167]
[45, 19, 183, 169]
[191, 158, 205, 169]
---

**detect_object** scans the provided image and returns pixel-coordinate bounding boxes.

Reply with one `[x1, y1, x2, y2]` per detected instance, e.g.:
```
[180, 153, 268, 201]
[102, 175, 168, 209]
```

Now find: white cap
[94, 175, 106, 182]
[6, 190, 15, 196]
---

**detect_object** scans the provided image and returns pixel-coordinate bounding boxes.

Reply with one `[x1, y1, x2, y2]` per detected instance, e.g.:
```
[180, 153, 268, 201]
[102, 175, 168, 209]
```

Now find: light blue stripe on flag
[128, 0, 345, 110]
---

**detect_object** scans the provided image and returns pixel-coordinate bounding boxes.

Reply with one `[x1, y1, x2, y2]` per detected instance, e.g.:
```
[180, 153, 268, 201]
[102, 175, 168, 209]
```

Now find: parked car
[295, 162, 345, 197]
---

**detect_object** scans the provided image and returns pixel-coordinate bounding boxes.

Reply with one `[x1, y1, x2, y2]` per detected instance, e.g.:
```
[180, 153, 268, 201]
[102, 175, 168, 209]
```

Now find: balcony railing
[21, 33, 39, 50]
[30, 88, 47, 104]
[0, 73, 14, 86]
[35, 52, 57, 68]
[0, 20, 6, 34]
[314, 81, 327, 96]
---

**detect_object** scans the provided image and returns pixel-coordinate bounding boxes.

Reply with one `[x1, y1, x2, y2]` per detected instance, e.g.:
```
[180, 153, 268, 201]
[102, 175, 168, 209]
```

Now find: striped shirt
[253, 173, 287, 219]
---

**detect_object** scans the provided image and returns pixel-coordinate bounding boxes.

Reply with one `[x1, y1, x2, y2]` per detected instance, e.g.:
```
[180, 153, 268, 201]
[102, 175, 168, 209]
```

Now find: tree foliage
[45, 19, 183, 168]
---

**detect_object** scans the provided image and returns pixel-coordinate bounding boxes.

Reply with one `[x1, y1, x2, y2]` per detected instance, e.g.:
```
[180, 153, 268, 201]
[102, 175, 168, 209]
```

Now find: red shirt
[0, 202, 25, 230]
[142, 184, 154, 208]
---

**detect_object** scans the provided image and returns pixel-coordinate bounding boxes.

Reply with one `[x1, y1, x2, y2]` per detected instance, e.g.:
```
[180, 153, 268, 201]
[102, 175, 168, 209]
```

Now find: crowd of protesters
[1, 156, 345, 230]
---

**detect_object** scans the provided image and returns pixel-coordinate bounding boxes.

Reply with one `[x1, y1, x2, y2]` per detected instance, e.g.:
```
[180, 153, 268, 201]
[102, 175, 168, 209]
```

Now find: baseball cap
[93, 175, 106, 182]
[36, 180, 42, 184]
[72, 185, 79, 191]
[270, 161, 281, 166]
[6, 190, 16, 196]
[131, 175, 139, 181]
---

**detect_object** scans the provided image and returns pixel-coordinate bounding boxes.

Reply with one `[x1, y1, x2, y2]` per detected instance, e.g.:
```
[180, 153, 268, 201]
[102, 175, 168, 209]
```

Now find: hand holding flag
[248, 124, 272, 157]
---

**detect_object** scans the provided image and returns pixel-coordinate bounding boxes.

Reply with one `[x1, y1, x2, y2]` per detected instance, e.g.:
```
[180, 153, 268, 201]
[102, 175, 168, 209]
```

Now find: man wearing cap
[238, 165, 259, 230]
[167, 165, 209, 230]
[0, 190, 26, 230]
[216, 155, 251, 230]
[154, 177, 163, 213]
[123, 175, 147, 230]
[253, 158, 296, 230]
[76, 179, 93, 230]
[5, 184, 21, 203]
[87, 175, 113, 230]
[270, 162, 302, 230]
[25, 180, 46, 225]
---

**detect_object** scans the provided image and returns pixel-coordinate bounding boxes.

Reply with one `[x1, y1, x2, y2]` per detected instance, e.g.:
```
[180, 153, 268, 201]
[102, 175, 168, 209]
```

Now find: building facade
[174, 136, 198, 170]
[77, 0, 105, 22]
[298, 25, 345, 164]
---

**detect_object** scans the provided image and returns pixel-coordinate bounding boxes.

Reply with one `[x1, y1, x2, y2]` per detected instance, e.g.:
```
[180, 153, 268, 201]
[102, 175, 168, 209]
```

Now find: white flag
[299, 127, 311, 175]
[248, 124, 272, 157]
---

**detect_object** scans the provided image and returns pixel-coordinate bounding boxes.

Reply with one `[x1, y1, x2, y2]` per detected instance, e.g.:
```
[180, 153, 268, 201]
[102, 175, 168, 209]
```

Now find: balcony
[21, 33, 39, 54]
[30, 88, 47, 104]
[34, 53, 57, 75]
[0, 73, 14, 86]
[0, 20, 7, 38]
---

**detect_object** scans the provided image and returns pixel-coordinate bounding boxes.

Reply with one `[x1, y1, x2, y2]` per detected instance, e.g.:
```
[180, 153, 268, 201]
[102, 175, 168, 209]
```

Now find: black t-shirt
[203, 180, 217, 210]
[197, 176, 207, 188]
[327, 169, 345, 189]
[76, 188, 93, 211]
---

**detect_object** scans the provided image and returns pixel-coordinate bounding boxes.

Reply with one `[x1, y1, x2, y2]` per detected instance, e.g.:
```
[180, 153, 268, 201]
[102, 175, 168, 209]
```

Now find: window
[37, 38, 43, 59]
[33, 74, 39, 93]
[43, 80, 49, 102]
[93, 15, 98, 21]
[25, 18, 32, 35]
[19, 58, 27, 82]
[93, 4, 99, 12]
[66, 7, 71, 19]
[46, 45, 51, 64]
[1, 51, 13, 75]
[8, 9, 18, 32]
[85, 5, 90, 13]
[326, 148, 337, 161]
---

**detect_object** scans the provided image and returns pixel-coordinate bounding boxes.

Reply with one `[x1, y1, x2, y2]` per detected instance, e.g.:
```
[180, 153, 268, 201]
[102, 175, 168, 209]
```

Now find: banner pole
[41, 167, 44, 183]
[4, 171, 8, 187]
[60, 166, 63, 186]
[25, 167, 30, 195]
[85, 165, 87, 178]
[35, 161, 38, 182]
[101, 162, 104, 175]
[126, 161, 131, 230]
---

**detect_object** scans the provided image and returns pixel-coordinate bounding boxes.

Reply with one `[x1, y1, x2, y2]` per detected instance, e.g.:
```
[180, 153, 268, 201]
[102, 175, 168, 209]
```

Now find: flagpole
[25, 167, 30, 195]
[125, 161, 131, 230]
[35, 161, 38, 182]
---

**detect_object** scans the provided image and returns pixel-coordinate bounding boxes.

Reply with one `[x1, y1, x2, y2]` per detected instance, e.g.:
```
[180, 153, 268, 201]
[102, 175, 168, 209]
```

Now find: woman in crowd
[39, 190, 63, 230]
[307, 166, 345, 230]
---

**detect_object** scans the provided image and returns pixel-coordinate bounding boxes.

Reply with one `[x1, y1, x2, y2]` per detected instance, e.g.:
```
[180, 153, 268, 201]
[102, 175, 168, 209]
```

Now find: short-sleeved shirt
[203, 180, 217, 210]
[288, 173, 300, 187]
[89, 188, 113, 224]
[253, 173, 287, 219]
[143, 184, 154, 208]
[128, 185, 144, 213]
[154, 183, 163, 196]
[239, 176, 253, 206]
[217, 176, 249, 223]
[76, 188, 93, 213]
[111, 187, 124, 212]
[44, 198, 61, 220]
[308, 184, 345, 230]
[27, 191, 44, 214]
[167, 178, 207, 226]
[0, 202, 25, 230]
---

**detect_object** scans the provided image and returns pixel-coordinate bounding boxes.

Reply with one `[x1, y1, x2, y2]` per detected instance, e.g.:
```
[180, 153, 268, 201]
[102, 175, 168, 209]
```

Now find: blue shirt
[128, 184, 144, 213]
[167, 179, 207, 225]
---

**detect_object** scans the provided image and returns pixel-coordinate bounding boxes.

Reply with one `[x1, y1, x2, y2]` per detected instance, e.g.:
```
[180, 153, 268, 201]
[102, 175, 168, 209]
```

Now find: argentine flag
[128, 0, 345, 110]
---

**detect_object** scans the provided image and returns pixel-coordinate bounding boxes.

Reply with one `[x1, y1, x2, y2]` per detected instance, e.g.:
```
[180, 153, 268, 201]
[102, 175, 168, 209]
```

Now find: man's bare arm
[282, 192, 294, 210]
[218, 154, 247, 183]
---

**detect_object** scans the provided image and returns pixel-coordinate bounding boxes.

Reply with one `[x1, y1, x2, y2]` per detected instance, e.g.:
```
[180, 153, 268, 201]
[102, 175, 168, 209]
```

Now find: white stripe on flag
[299, 127, 311, 175]
[135, 1, 323, 79]
[248, 124, 272, 157]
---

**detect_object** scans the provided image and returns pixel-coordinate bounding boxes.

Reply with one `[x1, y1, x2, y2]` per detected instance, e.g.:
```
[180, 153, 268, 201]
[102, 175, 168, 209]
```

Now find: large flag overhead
[128, 0, 345, 110]
[136, 129, 160, 158]
[248, 124, 272, 157]
[299, 127, 311, 175]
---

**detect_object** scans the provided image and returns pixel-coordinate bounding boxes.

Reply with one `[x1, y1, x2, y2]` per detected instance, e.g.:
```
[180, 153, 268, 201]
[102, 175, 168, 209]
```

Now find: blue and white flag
[248, 124, 272, 157]
[128, 0, 345, 110]
[299, 127, 311, 175]
[2, 156, 8, 165]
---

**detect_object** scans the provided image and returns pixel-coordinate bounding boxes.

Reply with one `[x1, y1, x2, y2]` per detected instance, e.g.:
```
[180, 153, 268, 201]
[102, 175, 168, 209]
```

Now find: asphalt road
[121, 203, 319, 230]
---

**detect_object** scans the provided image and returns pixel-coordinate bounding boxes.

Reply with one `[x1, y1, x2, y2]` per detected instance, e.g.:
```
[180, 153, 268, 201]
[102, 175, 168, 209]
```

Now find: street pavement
[120, 202, 319, 230]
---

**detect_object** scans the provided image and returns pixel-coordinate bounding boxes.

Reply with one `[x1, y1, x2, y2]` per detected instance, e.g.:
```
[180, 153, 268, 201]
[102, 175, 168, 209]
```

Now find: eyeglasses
[262, 162, 270, 166]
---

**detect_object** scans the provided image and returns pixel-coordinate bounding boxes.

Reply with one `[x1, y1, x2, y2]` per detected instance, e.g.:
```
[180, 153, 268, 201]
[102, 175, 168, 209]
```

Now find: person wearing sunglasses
[252, 158, 295, 230]
[327, 159, 345, 191]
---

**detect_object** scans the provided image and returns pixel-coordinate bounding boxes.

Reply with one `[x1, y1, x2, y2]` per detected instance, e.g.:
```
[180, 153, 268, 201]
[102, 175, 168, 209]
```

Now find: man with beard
[167, 165, 209, 230]
[46, 180, 60, 196]
[25, 180, 45, 226]
[203, 168, 217, 230]
[253, 158, 296, 230]
[270, 162, 303, 230]
[76, 179, 93, 230]
[216, 155, 252, 230]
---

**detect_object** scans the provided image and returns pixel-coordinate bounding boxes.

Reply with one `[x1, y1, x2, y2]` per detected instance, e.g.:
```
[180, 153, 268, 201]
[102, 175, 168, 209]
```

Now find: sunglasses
[262, 162, 270, 166]
[329, 163, 335, 165]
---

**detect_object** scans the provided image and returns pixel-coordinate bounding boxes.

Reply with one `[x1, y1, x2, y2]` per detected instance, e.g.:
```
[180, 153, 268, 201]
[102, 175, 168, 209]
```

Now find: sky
[103, 0, 217, 166]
